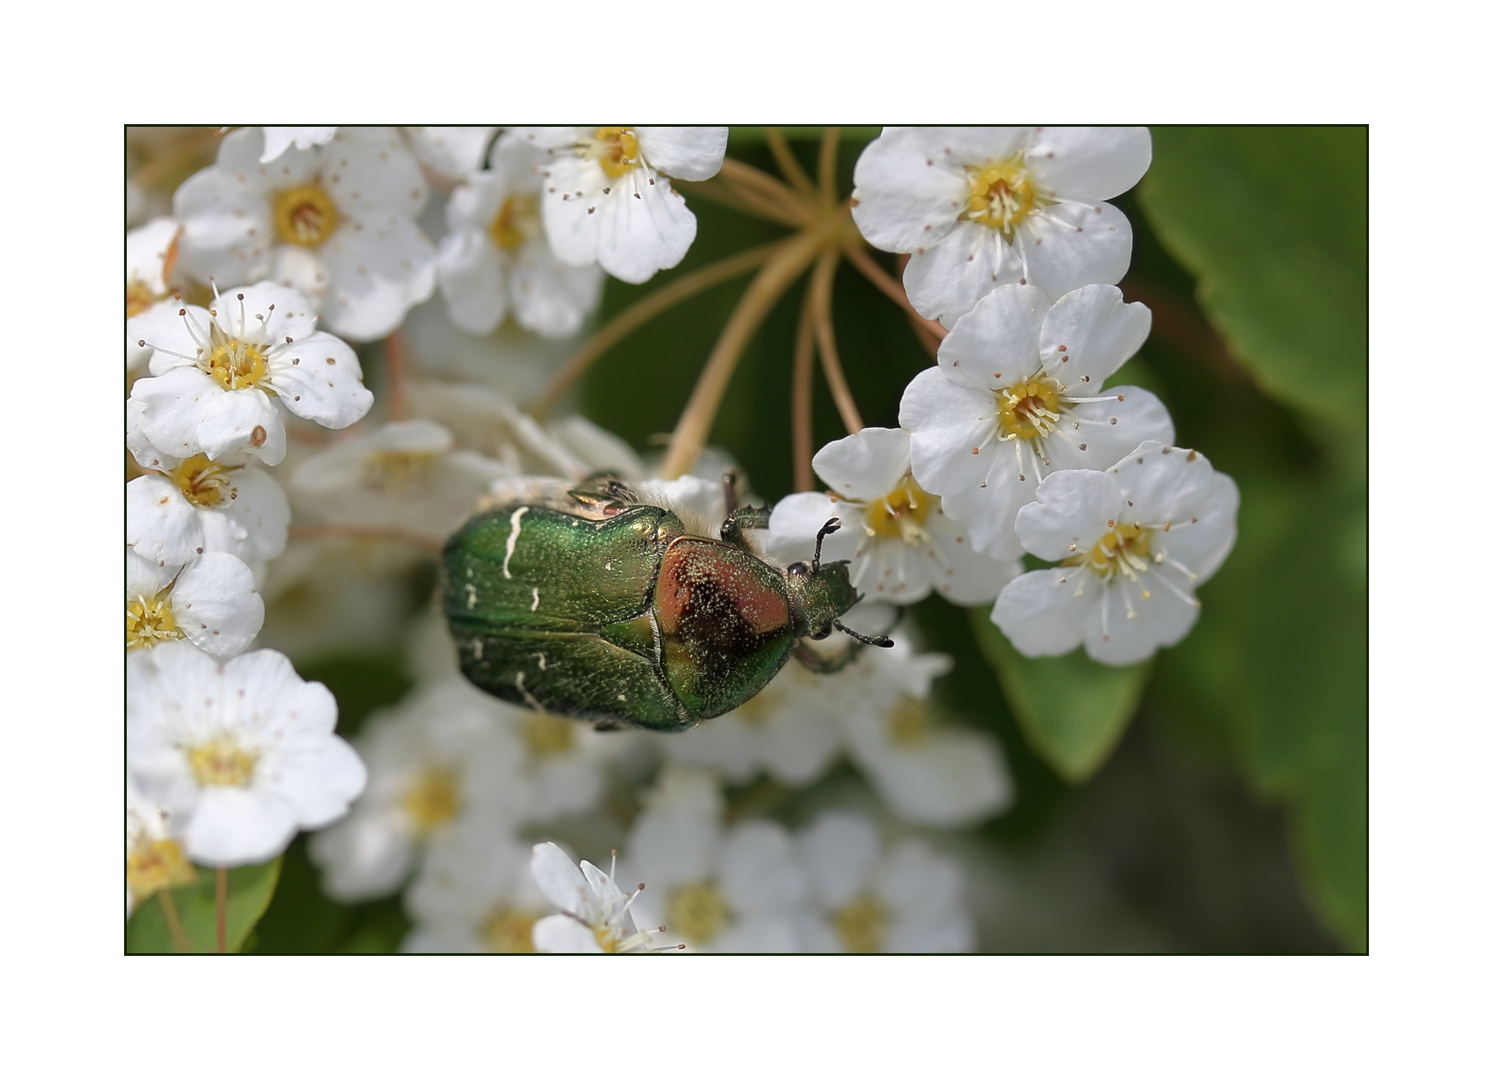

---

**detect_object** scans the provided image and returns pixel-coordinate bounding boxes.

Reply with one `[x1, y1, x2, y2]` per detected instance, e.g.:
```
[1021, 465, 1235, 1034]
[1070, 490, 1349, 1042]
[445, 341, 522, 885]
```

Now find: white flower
[402, 827, 547, 953]
[127, 218, 180, 373]
[127, 777, 196, 918]
[129, 281, 373, 466]
[126, 439, 290, 568]
[126, 549, 264, 658]
[289, 419, 515, 537]
[519, 126, 728, 284]
[624, 768, 807, 952]
[851, 126, 1151, 325]
[260, 127, 337, 163]
[900, 283, 1173, 559]
[405, 126, 499, 182]
[127, 643, 367, 867]
[834, 641, 1013, 828]
[767, 426, 1021, 604]
[173, 127, 435, 340]
[306, 680, 526, 902]
[438, 134, 605, 338]
[795, 810, 975, 953]
[530, 842, 659, 954]
[992, 442, 1240, 665]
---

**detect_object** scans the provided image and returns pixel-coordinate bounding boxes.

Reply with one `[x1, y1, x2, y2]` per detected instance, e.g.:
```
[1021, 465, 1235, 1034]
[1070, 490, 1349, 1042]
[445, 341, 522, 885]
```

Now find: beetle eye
[787, 562, 809, 577]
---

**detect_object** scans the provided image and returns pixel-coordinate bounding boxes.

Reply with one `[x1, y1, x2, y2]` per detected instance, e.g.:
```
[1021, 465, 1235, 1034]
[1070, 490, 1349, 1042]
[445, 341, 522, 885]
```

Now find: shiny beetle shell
[440, 484, 867, 733]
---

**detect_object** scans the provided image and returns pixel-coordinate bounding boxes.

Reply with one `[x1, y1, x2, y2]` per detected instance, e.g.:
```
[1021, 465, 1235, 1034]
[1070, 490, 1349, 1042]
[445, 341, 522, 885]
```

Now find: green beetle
[441, 477, 889, 732]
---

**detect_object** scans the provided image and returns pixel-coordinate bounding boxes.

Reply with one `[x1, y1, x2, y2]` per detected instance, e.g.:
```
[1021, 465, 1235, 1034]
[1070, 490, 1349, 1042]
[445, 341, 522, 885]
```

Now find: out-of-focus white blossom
[260, 127, 337, 164]
[795, 810, 975, 952]
[127, 777, 196, 918]
[127, 218, 181, 373]
[530, 842, 660, 953]
[174, 127, 435, 340]
[127, 643, 367, 867]
[402, 827, 547, 952]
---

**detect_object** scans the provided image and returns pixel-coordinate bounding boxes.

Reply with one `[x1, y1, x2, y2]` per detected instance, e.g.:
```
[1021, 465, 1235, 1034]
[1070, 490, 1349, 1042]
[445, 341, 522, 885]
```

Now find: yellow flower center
[489, 194, 540, 253]
[361, 450, 438, 494]
[523, 712, 576, 757]
[187, 738, 259, 787]
[205, 321, 273, 392]
[272, 181, 340, 247]
[834, 894, 888, 953]
[666, 881, 730, 944]
[887, 695, 932, 746]
[126, 838, 197, 903]
[168, 454, 234, 508]
[995, 376, 1064, 441]
[481, 906, 538, 953]
[402, 767, 461, 832]
[862, 475, 936, 544]
[127, 278, 160, 320]
[587, 127, 641, 179]
[127, 596, 179, 649]
[1071, 521, 1153, 581]
[962, 156, 1046, 240]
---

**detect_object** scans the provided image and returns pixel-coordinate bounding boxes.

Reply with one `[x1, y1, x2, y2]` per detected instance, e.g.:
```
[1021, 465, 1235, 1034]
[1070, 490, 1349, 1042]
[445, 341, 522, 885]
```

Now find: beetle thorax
[785, 560, 858, 639]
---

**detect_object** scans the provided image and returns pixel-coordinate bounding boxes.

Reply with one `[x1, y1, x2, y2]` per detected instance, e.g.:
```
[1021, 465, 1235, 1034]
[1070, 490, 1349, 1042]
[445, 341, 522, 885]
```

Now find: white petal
[846, 719, 1012, 827]
[127, 475, 204, 567]
[592, 173, 697, 284]
[1048, 387, 1175, 474]
[1039, 284, 1151, 386]
[509, 239, 604, 339]
[717, 821, 805, 914]
[307, 810, 417, 902]
[1084, 573, 1199, 665]
[939, 454, 1031, 560]
[900, 367, 999, 496]
[181, 787, 298, 867]
[849, 128, 969, 252]
[265, 735, 368, 829]
[904, 221, 1021, 327]
[765, 492, 859, 566]
[937, 283, 1049, 389]
[438, 229, 508, 335]
[991, 567, 1095, 658]
[532, 913, 603, 953]
[1026, 127, 1152, 201]
[530, 842, 588, 912]
[636, 127, 728, 181]
[1015, 468, 1125, 561]
[923, 511, 1022, 604]
[317, 218, 437, 340]
[215, 467, 291, 562]
[267, 334, 373, 429]
[1021, 200, 1134, 298]
[811, 427, 911, 498]
[170, 552, 264, 657]
[322, 127, 427, 217]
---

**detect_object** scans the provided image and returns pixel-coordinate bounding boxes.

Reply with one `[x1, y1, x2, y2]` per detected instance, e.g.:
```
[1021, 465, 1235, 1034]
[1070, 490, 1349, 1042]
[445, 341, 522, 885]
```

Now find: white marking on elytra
[531, 587, 541, 611]
[503, 506, 529, 579]
[534, 653, 548, 671]
[473, 639, 484, 660]
[464, 583, 478, 610]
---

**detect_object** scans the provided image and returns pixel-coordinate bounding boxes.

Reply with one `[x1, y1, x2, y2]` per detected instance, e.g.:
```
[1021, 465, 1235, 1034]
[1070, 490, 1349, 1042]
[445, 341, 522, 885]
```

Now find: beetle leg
[720, 505, 773, 550]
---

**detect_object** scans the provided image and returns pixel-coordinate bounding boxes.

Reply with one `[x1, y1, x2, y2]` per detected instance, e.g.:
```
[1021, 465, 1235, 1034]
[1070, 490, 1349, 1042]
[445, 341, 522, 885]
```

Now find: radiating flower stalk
[126, 125, 1237, 953]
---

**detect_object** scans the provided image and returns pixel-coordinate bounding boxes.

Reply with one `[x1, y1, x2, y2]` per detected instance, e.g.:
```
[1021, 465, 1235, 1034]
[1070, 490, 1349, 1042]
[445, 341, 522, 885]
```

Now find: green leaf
[127, 858, 281, 954]
[1137, 127, 1367, 437]
[971, 611, 1151, 783]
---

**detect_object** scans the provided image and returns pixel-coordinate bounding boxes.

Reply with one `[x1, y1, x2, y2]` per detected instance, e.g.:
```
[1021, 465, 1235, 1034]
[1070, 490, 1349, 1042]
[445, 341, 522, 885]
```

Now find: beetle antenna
[813, 518, 841, 572]
[834, 619, 893, 648]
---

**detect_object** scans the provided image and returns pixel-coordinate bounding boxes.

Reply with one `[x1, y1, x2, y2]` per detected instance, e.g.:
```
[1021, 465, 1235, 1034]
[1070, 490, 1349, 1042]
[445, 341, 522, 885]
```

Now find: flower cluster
[126, 125, 1238, 953]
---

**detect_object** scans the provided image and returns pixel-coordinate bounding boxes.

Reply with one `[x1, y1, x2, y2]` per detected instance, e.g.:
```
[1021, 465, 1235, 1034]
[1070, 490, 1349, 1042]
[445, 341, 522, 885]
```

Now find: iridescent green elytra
[441, 481, 883, 732]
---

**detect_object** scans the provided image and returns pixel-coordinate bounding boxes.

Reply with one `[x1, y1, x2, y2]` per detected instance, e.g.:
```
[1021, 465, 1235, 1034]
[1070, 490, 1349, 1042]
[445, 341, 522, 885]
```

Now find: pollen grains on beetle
[899, 283, 1175, 561]
[991, 442, 1240, 666]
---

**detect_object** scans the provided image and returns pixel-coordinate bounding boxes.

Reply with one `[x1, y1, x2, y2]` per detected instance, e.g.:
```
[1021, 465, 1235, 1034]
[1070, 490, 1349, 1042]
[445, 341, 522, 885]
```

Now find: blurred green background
[141, 126, 1365, 955]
